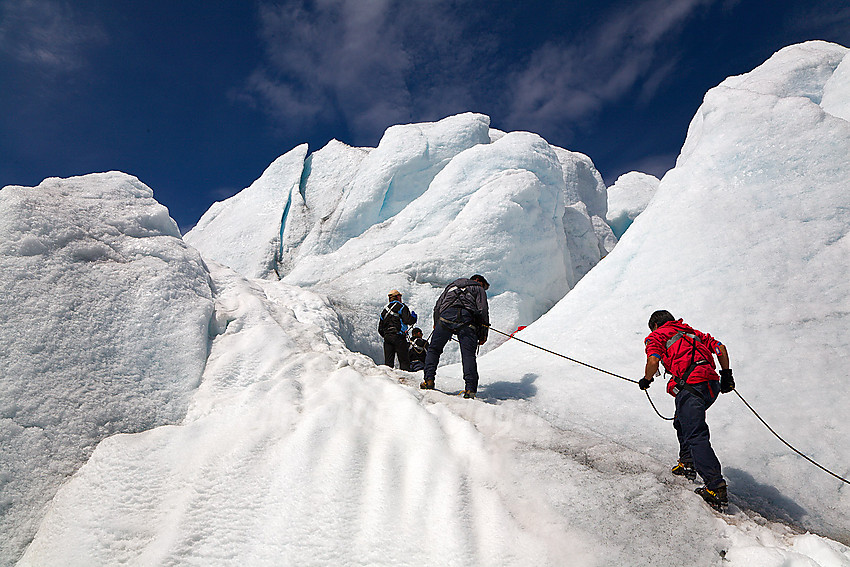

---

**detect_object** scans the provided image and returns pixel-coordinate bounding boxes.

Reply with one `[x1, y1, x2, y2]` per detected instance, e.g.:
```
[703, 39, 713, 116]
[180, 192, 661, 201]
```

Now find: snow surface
[19, 259, 850, 567]
[479, 38, 850, 543]
[4, 41, 850, 567]
[185, 113, 614, 365]
[605, 171, 660, 238]
[0, 173, 213, 565]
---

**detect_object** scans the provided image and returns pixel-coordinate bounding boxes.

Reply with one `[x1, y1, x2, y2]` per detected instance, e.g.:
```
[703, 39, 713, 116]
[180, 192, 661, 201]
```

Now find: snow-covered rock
[0, 172, 213, 565]
[605, 171, 660, 238]
[480, 40, 850, 544]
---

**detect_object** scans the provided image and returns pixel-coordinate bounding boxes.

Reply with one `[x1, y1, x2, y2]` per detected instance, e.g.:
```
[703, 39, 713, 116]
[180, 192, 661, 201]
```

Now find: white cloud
[242, 0, 486, 143]
[241, 0, 722, 146]
[0, 0, 106, 73]
[504, 0, 717, 136]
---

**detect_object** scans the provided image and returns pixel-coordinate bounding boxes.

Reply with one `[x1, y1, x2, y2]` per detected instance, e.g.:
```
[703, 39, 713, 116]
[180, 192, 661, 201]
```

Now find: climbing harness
[665, 331, 712, 403]
[487, 324, 850, 486]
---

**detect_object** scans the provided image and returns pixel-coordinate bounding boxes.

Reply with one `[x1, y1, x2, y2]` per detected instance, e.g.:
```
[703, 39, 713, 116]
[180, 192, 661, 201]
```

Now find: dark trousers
[383, 334, 410, 371]
[674, 380, 724, 489]
[423, 322, 480, 393]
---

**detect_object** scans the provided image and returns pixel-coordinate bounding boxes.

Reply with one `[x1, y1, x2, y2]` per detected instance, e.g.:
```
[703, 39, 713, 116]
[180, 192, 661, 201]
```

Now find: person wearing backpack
[408, 327, 429, 372]
[421, 275, 490, 399]
[378, 290, 418, 371]
[639, 310, 735, 511]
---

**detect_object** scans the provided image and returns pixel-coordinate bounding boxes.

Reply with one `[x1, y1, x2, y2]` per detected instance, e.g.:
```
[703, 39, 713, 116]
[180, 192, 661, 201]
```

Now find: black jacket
[409, 336, 429, 363]
[378, 300, 417, 337]
[433, 278, 489, 337]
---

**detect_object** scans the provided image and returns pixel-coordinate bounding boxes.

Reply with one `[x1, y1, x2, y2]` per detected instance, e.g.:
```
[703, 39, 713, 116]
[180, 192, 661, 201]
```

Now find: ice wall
[184, 144, 309, 279]
[605, 171, 660, 238]
[480, 40, 850, 541]
[186, 113, 612, 364]
[0, 173, 213, 565]
[822, 51, 850, 120]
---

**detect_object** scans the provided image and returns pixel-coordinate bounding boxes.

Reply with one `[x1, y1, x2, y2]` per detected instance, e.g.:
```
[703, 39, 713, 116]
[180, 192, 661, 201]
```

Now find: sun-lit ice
[2, 41, 850, 566]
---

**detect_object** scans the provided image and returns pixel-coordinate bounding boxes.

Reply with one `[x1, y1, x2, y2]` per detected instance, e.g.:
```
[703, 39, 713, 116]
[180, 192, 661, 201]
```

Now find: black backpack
[378, 301, 404, 337]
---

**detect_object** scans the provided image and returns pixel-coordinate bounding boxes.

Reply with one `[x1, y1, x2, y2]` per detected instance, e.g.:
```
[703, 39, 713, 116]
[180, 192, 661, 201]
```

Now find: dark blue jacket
[378, 300, 417, 337]
[433, 278, 489, 333]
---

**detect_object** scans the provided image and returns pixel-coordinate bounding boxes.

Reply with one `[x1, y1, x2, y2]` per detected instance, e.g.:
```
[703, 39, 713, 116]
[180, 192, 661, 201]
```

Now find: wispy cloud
[505, 0, 716, 139]
[241, 0, 721, 147]
[0, 0, 106, 75]
[241, 0, 487, 144]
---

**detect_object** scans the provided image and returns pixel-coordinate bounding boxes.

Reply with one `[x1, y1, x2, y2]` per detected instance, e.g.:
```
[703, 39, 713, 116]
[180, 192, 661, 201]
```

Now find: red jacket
[644, 320, 723, 396]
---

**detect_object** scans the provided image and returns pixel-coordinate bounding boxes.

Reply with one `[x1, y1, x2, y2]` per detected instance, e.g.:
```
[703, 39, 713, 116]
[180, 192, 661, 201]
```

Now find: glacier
[479, 39, 850, 544]
[186, 112, 614, 364]
[605, 171, 660, 238]
[1, 41, 850, 567]
[0, 173, 214, 564]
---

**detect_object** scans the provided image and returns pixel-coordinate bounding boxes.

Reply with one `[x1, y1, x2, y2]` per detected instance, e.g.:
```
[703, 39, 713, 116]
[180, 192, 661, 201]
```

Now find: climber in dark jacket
[421, 275, 489, 398]
[378, 289, 417, 371]
[408, 327, 429, 372]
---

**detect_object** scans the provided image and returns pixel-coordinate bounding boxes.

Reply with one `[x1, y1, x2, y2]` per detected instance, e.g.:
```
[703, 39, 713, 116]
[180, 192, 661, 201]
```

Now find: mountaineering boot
[463, 390, 475, 399]
[671, 461, 697, 481]
[420, 379, 435, 390]
[695, 483, 728, 512]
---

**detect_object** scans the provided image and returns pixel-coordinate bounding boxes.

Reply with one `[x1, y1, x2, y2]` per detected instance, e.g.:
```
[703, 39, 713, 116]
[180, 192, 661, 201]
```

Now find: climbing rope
[489, 324, 850, 485]
[731, 389, 850, 485]
[485, 326, 672, 420]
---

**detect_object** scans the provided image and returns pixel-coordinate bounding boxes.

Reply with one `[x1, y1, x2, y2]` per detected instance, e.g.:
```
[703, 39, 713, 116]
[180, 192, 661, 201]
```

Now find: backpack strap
[439, 284, 480, 329]
[381, 301, 403, 320]
[666, 332, 711, 401]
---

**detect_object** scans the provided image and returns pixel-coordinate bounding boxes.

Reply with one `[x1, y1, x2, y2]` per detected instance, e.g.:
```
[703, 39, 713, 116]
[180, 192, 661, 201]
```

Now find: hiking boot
[420, 379, 435, 390]
[671, 461, 697, 481]
[463, 390, 475, 399]
[695, 483, 728, 512]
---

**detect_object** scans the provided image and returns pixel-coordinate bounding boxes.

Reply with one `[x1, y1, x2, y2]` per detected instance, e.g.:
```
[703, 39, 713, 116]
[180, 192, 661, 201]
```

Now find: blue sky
[1, 0, 848, 231]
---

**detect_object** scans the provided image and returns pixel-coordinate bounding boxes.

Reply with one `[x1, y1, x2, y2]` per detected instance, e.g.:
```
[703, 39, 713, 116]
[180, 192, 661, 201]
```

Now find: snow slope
[0, 173, 213, 565]
[185, 113, 614, 364]
[477, 40, 850, 544]
[19, 265, 850, 567]
[18, 264, 599, 566]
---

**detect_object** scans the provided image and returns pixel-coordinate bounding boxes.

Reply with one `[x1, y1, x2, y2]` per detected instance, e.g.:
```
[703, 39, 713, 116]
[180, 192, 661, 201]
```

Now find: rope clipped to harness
[488, 324, 850, 486]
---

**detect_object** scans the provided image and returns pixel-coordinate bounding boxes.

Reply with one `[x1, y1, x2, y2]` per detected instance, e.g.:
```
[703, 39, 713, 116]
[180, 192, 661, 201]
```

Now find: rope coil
[488, 324, 849, 486]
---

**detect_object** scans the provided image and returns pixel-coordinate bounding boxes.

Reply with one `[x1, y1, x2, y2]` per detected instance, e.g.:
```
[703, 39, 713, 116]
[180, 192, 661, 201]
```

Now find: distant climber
[408, 327, 429, 372]
[421, 275, 490, 399]
[639, 310, 735, 511]
[378, 290, 417, 371]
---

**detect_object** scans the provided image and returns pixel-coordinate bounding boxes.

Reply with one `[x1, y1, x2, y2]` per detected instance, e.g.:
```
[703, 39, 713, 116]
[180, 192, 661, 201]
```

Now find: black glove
[477, 325, 488, 345]
[638, 377, 653, 390]
[719, 369, 734, 393]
